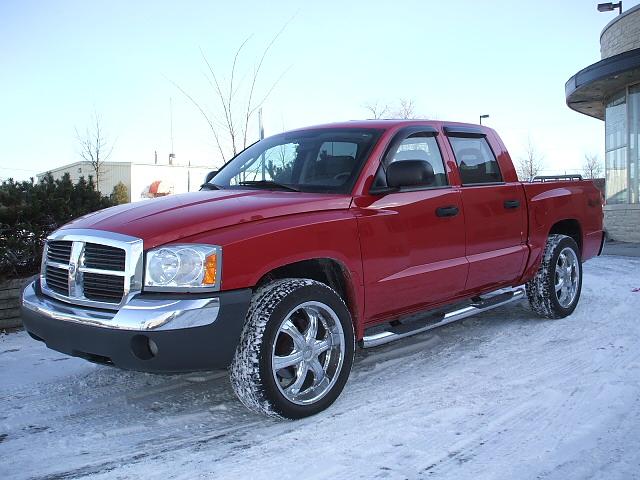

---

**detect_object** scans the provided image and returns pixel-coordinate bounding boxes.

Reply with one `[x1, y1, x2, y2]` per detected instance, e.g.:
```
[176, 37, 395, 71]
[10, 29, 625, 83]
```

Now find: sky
[1, 0, 637, 182]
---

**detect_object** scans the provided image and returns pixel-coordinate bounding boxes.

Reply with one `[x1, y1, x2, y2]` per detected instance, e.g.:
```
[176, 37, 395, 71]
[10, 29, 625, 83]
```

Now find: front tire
[229, 278, 355, 419]
[526, 234, 582, 319]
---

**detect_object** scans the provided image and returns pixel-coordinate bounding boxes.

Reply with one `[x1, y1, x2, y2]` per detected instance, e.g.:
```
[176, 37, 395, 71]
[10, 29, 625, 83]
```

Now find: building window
[605, 90, 628, 204]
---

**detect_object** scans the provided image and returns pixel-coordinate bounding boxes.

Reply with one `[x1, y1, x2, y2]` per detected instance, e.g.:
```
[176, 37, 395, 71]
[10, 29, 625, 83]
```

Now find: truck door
[353, 127, 468, 324]
[444, 126, 527, 292]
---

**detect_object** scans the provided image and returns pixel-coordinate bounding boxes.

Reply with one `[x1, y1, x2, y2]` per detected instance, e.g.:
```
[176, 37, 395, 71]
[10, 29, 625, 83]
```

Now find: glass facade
[630, 85, 640, 204]
[605, 84, 640, 204]
[605, 90, 627, 203]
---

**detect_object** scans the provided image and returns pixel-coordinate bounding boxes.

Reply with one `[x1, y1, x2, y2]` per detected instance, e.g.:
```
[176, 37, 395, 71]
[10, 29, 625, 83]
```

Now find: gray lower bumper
[20, 281, 252, 372]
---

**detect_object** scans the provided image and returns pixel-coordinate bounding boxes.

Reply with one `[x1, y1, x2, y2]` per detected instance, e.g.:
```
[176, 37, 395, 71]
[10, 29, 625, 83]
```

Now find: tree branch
[242, 20, 290, 148]
[200, 47, 236, 155]
[165, 75, 227, 162]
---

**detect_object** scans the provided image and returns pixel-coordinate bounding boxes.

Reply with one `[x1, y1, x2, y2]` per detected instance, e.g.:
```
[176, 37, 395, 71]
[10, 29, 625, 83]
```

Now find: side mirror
[204, 170, 218, 184]
[386, 160, 435, 189]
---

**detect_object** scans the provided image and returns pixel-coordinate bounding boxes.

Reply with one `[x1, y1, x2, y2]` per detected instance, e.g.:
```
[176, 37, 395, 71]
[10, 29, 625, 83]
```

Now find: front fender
[178, 210, 365, 329]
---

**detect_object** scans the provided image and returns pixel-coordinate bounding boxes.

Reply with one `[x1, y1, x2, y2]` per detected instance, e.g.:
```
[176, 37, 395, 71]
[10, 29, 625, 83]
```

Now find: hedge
[0, 173, 114, 280]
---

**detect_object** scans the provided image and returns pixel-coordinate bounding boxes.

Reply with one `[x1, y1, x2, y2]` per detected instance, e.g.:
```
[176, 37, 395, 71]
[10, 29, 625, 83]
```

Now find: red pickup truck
[21, 120, 604, 419]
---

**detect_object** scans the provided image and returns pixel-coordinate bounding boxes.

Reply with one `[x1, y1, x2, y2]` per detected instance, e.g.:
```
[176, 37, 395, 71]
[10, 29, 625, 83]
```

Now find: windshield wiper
[237, 180, 300, 192]
[200, 183, 223, 190]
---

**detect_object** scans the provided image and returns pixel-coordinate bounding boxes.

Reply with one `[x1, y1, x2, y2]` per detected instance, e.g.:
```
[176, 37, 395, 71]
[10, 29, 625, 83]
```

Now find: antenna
[169, 98, 176, 165]
[259, 108, 265, 179]
[170, 97, 174, 153]
[258, 107, 264, 139]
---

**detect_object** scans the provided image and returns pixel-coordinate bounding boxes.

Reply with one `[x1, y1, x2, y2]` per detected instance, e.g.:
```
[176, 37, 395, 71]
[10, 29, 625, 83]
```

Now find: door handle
[436, 206, 459, 217]
[504, 200, 520, 209]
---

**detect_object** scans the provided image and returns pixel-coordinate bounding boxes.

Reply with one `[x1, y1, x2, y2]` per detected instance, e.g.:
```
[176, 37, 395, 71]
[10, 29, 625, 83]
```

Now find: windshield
[209, 128, 382, 193]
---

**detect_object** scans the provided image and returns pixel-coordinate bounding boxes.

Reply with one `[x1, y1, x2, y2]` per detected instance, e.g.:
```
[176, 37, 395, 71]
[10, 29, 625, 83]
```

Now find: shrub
[110, 181, 129, 205]
[0, 173, 113, 280]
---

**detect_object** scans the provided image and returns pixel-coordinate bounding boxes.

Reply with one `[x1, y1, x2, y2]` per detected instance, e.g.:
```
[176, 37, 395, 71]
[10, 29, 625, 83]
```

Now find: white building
[37, 160, 215, 202]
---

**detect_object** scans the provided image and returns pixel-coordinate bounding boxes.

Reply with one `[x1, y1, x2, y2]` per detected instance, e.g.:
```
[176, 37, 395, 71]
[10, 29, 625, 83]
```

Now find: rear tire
[229, 278, 355, 419]
[526, 234, 582, 319]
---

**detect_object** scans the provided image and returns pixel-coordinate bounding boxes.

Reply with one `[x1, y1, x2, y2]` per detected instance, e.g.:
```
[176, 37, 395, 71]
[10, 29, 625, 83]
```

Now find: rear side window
[449, 137, 502, 185]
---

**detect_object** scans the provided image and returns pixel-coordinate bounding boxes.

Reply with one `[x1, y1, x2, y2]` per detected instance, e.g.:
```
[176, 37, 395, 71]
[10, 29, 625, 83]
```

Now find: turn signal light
[203, 253, 218, 285]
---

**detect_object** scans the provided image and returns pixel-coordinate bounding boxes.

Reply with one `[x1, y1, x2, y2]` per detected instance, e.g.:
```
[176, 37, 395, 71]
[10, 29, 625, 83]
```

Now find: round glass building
[566, 5, 640, 242]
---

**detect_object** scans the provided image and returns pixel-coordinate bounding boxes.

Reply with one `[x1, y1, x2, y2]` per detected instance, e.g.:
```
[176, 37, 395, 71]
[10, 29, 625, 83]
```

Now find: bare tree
[517, 138, 545, 181]
[363, 98, 420, 120]
[75, 112, 114, 192]
[363, 101, 390, 119]
[394, 98, 417, 119]
[170, 25, 290, 163]
[582, 153, 603, 179]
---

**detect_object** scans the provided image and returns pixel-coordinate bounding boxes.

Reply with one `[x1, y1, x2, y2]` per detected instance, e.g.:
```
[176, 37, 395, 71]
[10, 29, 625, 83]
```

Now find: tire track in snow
[29, 419, 266, 480]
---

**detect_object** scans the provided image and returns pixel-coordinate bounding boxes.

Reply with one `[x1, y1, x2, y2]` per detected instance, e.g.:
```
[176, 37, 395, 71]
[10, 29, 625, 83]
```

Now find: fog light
[131, 335, 158, 360]
[148, 338, 159, 356]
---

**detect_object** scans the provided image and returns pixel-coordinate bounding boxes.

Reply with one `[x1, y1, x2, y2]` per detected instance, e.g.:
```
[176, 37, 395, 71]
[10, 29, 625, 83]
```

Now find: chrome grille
[47, 241, 72, 264]
[83, 272, 125, 302]
[84, 243, 126, 271]
[40, 230, 144, 310]
[45, 265, 69, 295]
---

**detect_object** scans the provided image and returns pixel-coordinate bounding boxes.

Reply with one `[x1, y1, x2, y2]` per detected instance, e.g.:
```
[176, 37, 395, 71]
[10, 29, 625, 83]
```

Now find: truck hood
[61, 190, 352, 248]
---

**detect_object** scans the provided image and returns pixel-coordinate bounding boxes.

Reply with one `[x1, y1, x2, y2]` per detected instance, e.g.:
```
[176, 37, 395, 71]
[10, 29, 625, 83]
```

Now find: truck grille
[83, 272, 125, 302]
[84, 243, 126, 271]
[41, 233, 141, 310]
[45, 265, 69, 296]
[47, 241, 73, 264]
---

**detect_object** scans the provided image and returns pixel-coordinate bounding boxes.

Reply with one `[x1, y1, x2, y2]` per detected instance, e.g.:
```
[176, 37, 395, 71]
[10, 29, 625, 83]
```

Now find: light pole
[479, 114, 489, 125]
[597, 2, 622, 14]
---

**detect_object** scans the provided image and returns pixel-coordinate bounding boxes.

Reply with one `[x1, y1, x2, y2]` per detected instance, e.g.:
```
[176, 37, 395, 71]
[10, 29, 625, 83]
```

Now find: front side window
[449, 136, 502, 185]
[210, 128, 382, 193]
[373, 132, 448, 189]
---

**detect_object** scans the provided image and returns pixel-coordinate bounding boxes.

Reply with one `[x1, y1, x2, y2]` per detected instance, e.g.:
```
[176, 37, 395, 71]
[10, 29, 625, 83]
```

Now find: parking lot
[1, 255, 639, 480]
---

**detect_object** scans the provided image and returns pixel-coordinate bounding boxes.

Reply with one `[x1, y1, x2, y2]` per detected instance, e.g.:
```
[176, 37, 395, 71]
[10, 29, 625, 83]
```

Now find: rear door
[354, 127, 468, 323]
[444, 126, 527, 292]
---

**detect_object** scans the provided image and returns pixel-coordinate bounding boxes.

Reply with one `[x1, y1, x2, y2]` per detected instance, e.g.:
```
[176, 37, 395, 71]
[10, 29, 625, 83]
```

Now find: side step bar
[362, 288, 525, 348]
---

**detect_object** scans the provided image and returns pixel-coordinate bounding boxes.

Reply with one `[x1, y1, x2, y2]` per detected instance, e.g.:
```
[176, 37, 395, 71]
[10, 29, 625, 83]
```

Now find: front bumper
[21, 280, 252, 373]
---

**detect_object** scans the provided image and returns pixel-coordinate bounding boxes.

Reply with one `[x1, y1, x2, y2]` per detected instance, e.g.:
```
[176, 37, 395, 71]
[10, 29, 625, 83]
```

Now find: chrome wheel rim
[271, 301, 345, 405]
[555, 247, 580, 308]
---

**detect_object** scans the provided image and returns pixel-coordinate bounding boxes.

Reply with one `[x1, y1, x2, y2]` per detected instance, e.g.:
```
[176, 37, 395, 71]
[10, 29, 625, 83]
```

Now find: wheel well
[549, 219, 582, 254]
[256, 258, 357, 320]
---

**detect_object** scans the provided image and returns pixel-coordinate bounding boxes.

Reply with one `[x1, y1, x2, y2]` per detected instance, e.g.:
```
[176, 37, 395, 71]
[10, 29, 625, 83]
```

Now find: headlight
[144, 244, 221, 292]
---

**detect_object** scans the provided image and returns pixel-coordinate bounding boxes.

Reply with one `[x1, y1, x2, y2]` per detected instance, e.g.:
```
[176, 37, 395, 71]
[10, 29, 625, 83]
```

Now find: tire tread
[525, 234, 581, 319]
[229, 278, 351, 418]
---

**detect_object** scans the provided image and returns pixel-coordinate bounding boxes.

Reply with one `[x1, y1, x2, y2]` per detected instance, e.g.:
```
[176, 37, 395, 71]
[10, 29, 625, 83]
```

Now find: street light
[479, 114, 489, 125]
[597, 2, 622, 14]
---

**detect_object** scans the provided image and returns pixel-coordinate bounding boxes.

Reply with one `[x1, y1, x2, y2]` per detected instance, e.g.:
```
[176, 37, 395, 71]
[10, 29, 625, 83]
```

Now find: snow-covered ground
[1, 255, 640, 480]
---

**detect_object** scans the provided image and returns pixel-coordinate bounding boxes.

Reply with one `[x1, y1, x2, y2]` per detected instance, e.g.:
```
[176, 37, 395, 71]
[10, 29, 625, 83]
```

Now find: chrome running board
[361, 288, 525, 348]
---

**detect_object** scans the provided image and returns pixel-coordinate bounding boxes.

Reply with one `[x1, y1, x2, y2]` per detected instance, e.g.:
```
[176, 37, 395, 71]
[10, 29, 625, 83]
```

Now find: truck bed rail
[531, 174, 583, 182]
